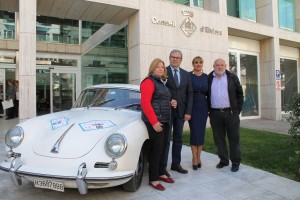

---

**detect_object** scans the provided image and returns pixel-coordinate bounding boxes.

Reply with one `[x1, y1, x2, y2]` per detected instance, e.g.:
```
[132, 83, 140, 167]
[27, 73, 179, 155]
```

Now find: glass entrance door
[0, 69, 5, 117]
[51, 71, 76, 113]
[36, 69, 51, 116]
[229, 52, 260, 118]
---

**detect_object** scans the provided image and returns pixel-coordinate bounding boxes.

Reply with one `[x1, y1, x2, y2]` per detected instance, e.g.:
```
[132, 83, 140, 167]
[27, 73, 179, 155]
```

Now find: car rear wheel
[122, 150, 144, 192]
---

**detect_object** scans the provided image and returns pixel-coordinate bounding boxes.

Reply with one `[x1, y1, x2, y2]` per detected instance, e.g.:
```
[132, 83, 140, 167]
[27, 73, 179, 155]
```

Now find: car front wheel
[122, 150, 144, 192]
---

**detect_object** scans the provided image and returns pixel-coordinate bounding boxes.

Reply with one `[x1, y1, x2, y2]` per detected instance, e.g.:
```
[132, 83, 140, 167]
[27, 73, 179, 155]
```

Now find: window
[168, 0, 204, 8]
[192, 0, 203, 7]
[174, 0, 190, 6]
[239, 0, 256, 21]
[81, 21, 104, 43]
[81, 27, 128, 88]
[229, 52, 259, 117]
[0, 11, 15, 40]
[227, 0, 256, 22]
[36, 16, 79, 44]
[280, 58, 298, 110]
[278, 0, 295, 31]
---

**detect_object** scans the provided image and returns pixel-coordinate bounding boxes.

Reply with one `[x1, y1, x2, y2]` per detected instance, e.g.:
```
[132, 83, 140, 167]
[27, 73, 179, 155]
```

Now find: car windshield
[73, 88, 141, 110]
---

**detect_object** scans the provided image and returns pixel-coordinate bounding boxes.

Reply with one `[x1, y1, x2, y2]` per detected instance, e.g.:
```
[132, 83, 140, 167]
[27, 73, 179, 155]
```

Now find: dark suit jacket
[166, 66, 193, 119]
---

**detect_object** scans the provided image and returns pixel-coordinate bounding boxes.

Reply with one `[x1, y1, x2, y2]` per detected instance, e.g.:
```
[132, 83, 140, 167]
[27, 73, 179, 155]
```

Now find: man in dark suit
[163, 49, 193, 175]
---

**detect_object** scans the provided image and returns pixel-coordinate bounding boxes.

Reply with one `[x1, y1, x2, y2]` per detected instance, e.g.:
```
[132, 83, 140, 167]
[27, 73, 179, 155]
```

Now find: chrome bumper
[0, 159, 133, 194]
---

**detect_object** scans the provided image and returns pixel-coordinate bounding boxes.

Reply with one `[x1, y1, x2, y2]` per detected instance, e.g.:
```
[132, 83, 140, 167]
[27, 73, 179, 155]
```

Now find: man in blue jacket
[163, 49, 193, 175]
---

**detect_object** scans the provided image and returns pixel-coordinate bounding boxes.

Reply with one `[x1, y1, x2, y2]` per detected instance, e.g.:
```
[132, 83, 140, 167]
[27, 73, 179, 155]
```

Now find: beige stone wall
[260, 37, 281, 120]
[256, 0, 274, 26]
[128, 0, 229, 84]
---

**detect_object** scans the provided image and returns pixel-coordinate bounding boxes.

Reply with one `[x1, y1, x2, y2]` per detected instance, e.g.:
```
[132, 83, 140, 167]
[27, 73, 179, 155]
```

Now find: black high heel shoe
[193, 165, 198, 170]
[198, 163, 201, 168]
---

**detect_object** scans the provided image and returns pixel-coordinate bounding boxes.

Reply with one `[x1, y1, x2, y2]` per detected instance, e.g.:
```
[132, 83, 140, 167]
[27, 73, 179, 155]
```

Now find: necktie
[174, 69, 179, 87]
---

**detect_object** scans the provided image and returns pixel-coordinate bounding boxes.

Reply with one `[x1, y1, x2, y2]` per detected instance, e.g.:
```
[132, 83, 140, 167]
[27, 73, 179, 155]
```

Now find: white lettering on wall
[152, 17, 176, 27]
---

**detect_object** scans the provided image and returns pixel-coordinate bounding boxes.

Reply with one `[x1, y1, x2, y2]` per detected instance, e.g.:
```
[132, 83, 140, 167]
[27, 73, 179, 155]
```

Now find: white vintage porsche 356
[0, 84, 149, 194]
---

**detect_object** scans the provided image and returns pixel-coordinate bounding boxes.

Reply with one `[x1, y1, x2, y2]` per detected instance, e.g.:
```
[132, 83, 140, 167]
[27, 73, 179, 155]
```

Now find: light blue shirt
[211, 72, 230, 108]
[170, 66, 180, 85]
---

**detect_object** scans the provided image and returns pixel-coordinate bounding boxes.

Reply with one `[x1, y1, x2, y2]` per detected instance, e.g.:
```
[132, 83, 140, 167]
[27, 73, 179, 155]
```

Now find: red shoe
[159, 176, 175, 183]
[149, 182, 166, 191]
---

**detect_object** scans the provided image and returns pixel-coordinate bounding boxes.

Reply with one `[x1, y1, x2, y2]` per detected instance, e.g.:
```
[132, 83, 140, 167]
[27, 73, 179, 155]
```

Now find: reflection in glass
[229, 52, 259, 117]
[73, 88, 140, 111]
[0, 11, 15, 40]
[52, 73, 76, 112]
[192, 0, 204, 7]
[0, 56, 16, 64]
[82, 21, 104, 43]
[81, 27, 128, 88]
[239, 0, 256, 21]
[240, 54, 259, 117]
[36, 16, 79, 44]
[36, 70, 50, 116]
[36, 57, 77, 66]
[229, 52, 237, 75]
[168, 0, 203, 7]
[227, 0, 256, 22]
[280, 58, 298, 111]
[278, 0, 295, 31]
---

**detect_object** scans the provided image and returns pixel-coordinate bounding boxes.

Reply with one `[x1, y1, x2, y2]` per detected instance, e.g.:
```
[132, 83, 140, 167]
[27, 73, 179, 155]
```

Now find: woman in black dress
[188, 56, 208, 170]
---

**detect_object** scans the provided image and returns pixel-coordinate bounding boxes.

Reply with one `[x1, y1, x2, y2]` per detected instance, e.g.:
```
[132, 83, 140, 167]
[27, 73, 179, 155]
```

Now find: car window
[73, 88, 141, 110]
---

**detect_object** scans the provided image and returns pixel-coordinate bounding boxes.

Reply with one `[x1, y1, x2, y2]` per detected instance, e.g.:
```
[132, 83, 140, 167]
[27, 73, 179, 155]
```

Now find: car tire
[122, 150, 144, 192]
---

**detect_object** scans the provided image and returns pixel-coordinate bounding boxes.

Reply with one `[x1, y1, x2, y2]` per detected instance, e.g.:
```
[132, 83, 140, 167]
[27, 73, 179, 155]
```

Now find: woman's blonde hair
[148, 58, 168, 80]
[192, 56, 203, 65]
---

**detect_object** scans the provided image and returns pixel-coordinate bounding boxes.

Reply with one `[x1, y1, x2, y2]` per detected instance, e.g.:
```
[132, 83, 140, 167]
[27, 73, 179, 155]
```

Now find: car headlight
[105, 133, 127, 159]
[5, 126, 24, 149]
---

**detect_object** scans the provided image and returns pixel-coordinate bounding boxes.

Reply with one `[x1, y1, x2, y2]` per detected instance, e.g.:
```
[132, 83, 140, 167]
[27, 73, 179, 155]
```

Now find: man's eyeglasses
[170, 56, 182, 60]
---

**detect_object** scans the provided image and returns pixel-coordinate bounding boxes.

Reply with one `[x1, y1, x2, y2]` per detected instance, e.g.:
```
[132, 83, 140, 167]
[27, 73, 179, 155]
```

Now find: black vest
[141, 75, 171, 123]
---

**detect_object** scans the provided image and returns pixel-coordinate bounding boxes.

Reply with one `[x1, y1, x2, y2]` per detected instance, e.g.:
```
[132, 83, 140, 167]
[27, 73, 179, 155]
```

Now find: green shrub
[284, 93, 300, 175]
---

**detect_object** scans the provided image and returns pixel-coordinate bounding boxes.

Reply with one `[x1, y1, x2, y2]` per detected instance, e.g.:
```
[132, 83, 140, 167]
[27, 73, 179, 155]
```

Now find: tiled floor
[0, 118, 300, 200]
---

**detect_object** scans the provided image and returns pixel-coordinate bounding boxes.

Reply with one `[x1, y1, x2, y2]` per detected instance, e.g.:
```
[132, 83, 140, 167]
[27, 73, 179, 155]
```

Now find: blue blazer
[166, 66, 193, 119]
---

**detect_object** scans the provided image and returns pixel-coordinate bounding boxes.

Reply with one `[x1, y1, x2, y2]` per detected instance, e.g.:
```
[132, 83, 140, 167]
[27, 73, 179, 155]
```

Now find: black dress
[188, 72, 208, 145]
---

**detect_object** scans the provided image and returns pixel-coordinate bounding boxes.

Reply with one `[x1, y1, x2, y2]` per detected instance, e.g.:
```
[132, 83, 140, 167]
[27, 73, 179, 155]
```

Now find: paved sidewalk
[0, 117, 299, 200]
[240, 118, 291, 135]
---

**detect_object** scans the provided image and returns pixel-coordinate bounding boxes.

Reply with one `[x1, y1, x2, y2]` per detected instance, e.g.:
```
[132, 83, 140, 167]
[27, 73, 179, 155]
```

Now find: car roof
[85, 84, 140, 92]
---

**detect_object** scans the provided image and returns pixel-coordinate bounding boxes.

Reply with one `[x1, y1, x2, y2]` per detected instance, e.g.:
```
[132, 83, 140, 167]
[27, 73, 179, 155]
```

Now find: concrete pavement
[0, 117, 299, 200]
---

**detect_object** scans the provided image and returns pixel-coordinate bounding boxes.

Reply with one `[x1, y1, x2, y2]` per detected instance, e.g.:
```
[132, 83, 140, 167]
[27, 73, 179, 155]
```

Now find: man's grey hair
[169, 49, 183, 58]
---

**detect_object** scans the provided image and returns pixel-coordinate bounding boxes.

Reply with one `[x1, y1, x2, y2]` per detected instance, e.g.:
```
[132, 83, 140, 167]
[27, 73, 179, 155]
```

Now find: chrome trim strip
[51, 123, 75, 154]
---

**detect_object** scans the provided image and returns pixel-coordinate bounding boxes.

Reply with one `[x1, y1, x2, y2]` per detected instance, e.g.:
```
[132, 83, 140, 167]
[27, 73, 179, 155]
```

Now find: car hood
[32, 107, 139, 159]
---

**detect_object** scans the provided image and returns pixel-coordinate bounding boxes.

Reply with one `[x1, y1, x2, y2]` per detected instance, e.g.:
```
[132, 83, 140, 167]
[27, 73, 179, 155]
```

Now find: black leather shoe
[231, 164, 239, 172]
[216, 162, 229, 169]
[171, 165, 188, 174]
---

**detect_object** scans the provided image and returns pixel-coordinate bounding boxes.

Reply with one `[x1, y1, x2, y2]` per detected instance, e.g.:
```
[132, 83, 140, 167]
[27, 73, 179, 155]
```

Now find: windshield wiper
[115, 103, 141, 110]
[87, 98, 115, 108]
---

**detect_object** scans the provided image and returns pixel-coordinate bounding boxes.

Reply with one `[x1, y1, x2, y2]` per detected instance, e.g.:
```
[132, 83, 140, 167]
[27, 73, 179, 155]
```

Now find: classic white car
[0, 84, 149, 194]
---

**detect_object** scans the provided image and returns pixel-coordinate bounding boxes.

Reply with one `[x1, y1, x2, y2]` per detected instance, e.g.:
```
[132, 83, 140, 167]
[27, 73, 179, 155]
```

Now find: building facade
[0, 0, 299, 121]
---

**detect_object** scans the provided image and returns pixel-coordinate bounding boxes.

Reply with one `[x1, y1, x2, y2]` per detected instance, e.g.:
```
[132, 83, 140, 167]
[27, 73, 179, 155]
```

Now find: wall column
[260, 37, 281, 120]
[19, 0, 36, 121]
